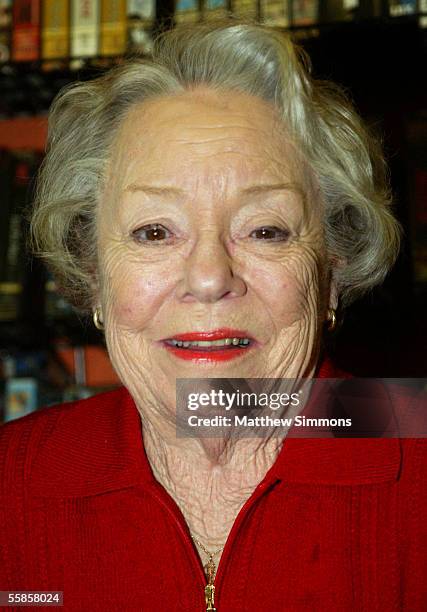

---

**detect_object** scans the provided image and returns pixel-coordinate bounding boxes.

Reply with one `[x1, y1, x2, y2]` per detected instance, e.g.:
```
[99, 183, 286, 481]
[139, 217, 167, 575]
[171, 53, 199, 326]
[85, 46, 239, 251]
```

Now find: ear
[326, 256, 344, 312]
[328, 277, 339, 311]
[89, 272, 102, 311]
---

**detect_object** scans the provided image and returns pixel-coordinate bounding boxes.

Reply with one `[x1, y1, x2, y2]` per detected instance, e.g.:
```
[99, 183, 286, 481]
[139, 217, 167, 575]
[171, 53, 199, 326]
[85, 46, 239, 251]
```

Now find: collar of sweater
[24, 356, 401, 498]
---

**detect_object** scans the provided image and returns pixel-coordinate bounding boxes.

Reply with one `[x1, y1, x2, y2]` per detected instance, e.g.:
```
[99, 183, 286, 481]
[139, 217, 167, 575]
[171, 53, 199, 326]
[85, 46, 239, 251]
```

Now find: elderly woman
[1, 20, 426, 612]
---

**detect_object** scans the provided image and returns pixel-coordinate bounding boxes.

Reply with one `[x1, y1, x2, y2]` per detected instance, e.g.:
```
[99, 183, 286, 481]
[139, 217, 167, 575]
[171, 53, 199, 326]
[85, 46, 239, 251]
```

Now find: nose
[177, 231, 247, 303]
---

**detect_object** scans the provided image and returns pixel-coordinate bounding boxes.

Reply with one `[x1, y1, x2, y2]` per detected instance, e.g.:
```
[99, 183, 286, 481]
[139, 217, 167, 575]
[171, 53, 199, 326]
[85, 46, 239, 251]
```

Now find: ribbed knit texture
[0, 359, 426, 611]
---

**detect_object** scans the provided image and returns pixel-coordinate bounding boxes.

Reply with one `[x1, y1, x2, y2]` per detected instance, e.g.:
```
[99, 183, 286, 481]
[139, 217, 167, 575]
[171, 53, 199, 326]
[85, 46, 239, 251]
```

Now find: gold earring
[93, 307, 104, 331]
[327, 308, 337, 332]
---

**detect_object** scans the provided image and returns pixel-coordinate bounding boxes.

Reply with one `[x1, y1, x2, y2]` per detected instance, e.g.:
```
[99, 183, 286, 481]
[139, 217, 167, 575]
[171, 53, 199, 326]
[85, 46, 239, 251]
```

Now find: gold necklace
[191, 535, 225, 612]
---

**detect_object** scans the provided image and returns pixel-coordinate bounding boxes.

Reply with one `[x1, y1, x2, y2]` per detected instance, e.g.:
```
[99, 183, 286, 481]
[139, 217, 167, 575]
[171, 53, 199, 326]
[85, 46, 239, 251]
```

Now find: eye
[132, 223, 172, 243]
[250, 226, 290, 242]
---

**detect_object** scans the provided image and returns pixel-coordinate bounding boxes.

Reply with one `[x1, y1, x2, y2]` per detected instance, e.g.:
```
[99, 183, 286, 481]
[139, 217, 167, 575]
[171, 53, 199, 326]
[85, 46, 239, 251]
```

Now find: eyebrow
[241, 182, 305, 197]
[124, 184, 184, 197]
[124, 182, 304, 198]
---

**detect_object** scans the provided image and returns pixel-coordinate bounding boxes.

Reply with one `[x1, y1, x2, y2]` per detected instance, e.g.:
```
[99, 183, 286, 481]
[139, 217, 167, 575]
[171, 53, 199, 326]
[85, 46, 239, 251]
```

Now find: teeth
[168, 337, 251, 348]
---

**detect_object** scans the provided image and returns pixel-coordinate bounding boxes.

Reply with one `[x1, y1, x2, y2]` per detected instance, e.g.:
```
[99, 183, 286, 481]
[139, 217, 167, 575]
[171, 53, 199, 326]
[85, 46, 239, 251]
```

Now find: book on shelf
[343, 0, 359, 8]
[389, 0, 417, 16]
[55, 342, 120, 388]
[356, 0, 385, 17]
[290, 0, 318, 26]
[260, 0, 290, 27]
[4, 377, 38, 422]
[0, 346, 120, 424]
[318, 0, 360, 22]
[0, 0, 12, 63]
[231, 0, 257, 20]
[420, 0, 427, 27]
[0, 151, 26, 321]
[0, 149, 14, 295]
[204, 0, 229, 20]
[175, 0, 201, 23]
[127, 0, 155, 23]
[41, 0, 70, 62]
[12, 0, 40, 62]
[127, 0, 155, 54]
[70, 0, 100, 59]
[0, 348, 44, 424]
[44, 270, 76, 320]
[100, 0, 127, 57]
[0, 150, 39, 322]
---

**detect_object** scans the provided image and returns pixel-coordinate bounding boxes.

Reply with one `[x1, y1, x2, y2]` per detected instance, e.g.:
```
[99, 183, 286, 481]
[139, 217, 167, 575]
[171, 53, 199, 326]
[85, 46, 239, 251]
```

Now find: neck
[142, 421, 285, 549]
[133, 359, 317, 552]
[139, 377, 313, 550]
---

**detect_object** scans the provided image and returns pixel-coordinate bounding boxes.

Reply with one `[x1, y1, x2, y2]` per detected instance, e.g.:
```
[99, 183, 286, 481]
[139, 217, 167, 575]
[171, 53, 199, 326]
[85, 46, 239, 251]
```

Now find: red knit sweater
[0, 362, 426, 611]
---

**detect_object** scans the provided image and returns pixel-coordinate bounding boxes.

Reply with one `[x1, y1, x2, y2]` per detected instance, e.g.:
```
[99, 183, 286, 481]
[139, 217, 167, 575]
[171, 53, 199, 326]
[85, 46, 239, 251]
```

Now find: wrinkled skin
[96, 88, 337, 558]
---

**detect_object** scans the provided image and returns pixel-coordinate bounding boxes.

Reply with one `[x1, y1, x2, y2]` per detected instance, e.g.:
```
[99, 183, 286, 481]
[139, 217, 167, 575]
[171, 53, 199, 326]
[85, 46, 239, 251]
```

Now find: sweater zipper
[205, 561, 217, 611]
[146, 476, 281, 611]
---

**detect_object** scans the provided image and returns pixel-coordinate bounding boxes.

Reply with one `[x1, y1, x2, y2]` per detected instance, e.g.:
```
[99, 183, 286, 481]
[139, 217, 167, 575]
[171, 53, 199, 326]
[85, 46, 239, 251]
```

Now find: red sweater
[0, 363, 426, 611]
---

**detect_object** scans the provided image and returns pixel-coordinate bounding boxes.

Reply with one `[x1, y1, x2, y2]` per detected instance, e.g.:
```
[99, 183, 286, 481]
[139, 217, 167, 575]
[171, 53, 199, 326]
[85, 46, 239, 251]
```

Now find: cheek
[101, 258, 175, 331]
[246, 250, 322, 324]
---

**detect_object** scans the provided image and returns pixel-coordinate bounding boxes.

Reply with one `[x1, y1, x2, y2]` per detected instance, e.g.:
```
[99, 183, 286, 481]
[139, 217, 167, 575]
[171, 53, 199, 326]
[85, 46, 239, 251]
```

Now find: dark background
[300, 18, 427, 376]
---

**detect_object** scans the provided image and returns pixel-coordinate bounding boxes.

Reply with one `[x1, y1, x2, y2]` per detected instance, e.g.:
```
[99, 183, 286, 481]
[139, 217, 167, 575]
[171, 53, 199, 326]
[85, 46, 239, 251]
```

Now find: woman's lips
[159, 328, 257, 362]
[163, 345, 252, 362]
[166, 328, 255, 342]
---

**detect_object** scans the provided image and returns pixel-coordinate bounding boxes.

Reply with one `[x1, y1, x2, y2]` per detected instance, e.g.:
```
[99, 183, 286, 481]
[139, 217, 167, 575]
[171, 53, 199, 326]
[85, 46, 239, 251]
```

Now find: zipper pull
[204, 557, 217, 611]
[205, 583, 216, 611]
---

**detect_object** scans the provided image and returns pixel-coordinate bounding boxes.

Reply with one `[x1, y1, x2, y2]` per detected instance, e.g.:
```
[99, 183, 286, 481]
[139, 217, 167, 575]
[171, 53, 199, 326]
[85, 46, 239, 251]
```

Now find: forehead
[108, 88, 308, 189]
[120, 87, 284, 143]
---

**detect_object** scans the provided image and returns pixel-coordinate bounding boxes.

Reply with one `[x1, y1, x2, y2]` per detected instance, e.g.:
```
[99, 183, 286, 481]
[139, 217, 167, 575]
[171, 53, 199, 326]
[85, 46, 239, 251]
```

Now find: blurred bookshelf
[0, 145, 121, 424]
[0, 0, 426, 423]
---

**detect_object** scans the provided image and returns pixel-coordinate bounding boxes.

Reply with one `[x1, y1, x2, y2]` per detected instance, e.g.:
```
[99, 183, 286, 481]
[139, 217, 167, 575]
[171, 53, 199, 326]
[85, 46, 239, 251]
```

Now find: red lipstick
[159, 328, 256, 362]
